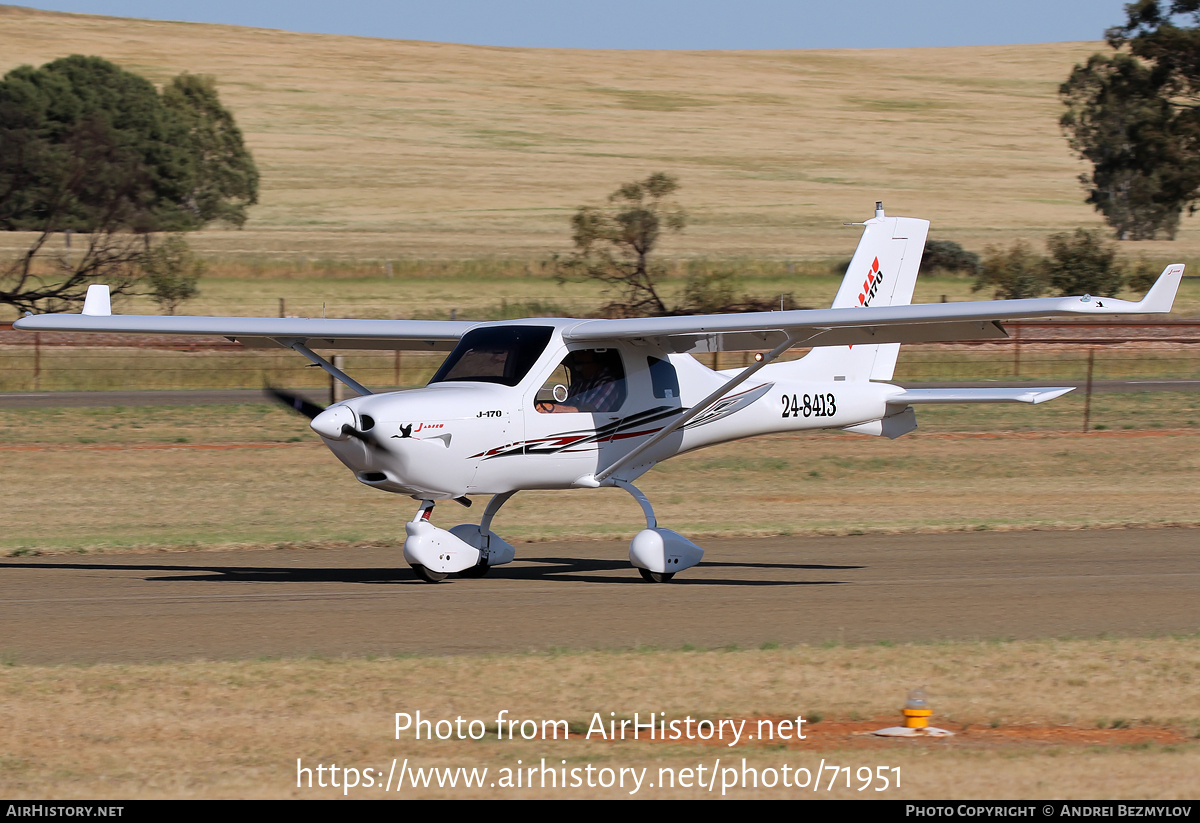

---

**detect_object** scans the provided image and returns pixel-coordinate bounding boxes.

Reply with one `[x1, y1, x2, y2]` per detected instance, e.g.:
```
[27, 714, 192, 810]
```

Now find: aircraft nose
[310, 405, 356, 440]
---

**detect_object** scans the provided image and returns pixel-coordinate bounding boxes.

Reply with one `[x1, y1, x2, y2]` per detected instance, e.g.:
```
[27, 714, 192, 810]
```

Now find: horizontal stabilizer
[887, 387, 1074, 406]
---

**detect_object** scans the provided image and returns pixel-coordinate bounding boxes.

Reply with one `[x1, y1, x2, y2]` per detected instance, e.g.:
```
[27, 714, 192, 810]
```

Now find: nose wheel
[411, 564, 448, 583]
[638, 568, 675, 584]
[404, 495, 518, 583]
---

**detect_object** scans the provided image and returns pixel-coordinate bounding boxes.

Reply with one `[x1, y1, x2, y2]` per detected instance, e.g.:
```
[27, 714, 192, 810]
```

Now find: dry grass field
[2, 639, 1198, 798]
[6, 2, 1200, 272]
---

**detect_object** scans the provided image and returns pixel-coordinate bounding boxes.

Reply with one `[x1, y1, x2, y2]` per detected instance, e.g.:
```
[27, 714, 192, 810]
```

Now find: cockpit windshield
[428, 325, 554, 387]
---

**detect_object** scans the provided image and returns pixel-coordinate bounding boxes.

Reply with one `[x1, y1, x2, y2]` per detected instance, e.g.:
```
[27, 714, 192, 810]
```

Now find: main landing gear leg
[613, 480, 705, 583]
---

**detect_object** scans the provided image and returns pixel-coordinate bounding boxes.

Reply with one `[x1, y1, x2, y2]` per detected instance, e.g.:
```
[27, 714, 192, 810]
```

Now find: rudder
[778, 203, 929, 383]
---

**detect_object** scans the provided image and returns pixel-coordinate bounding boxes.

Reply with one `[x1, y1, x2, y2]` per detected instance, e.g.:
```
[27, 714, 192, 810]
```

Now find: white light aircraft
[15, 204, 1184, 583]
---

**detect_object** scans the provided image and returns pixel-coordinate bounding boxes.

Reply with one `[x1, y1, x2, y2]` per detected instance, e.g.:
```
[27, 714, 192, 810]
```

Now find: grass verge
[1, 637, 1197, 798]
[1, 397, 1198, 554]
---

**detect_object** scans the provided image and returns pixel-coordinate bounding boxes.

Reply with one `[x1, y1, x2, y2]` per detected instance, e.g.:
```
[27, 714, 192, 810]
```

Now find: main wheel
[412, 564, 448, 583]
[458, 563, 490, 578]
[637, 568, 675, 583]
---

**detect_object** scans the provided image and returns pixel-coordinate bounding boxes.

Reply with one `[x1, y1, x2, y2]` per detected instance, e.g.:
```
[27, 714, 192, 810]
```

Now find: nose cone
[310, 405, 356, 440]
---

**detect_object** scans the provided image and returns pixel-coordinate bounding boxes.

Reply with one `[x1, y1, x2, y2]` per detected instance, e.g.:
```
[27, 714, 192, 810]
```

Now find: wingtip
[1026, 387, 1075, 404]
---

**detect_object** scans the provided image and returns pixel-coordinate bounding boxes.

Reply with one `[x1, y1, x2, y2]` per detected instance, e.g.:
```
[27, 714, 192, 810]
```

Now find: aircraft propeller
[265, 386, 324, 420]
[265, 386, 472, 508]
[264, 386, 388, 451]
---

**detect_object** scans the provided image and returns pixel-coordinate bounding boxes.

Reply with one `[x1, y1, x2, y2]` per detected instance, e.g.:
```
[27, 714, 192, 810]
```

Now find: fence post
[332, 355, 347, 404]
[1082, 348, 1095, 433]
[1013, 322, 1021, 377]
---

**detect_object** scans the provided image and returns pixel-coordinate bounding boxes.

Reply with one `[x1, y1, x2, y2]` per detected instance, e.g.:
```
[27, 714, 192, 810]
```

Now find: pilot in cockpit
[536, 348, 625, 413]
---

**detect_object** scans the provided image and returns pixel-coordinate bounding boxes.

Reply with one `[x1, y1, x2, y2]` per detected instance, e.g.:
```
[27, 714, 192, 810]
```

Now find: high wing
[12, 248, 1183, 355]
[562, 264, 1184, 353]
[20, 314, 473, 351]
[14, 298, 473, 351]
[13, 264, 1183, 352]
[12, 284, 476, 396]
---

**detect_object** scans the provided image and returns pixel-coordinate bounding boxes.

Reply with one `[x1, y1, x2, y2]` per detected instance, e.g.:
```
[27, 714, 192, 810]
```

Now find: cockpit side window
[535, 348, 626, 413]
[429, 326, 554, 387]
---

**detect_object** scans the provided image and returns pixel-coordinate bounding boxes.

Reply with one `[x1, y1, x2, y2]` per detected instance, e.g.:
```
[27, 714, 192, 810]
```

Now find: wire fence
[892, 345, 1200, 383]
[0, 347, 446, 393]
[0, 341, 1197, 394]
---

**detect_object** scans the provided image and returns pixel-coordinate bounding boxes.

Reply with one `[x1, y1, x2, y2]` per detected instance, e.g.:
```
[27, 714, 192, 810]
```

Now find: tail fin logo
[858, 257, 884, 307]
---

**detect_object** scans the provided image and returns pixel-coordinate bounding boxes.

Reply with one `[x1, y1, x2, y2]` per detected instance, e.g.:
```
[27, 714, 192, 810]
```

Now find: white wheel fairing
[448, 523, 516, 566]
[403, 518, 483, 573]
[629, 528, 704, 575]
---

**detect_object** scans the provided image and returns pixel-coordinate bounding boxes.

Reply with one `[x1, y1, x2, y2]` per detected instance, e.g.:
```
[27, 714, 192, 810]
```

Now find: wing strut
[594, 332, 801, 483]
[274, 338, 374, 397]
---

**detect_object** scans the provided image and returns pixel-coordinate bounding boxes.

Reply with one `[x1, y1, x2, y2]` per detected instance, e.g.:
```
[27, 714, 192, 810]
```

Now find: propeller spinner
[265, 387, 384, 449]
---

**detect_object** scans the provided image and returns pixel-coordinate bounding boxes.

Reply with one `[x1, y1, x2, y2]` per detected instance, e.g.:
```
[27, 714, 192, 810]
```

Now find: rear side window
[648, 356, 680, 399]
[429, 326, 554, 387]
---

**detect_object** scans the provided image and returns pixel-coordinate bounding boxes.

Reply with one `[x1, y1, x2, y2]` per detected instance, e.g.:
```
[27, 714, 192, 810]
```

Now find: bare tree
[141, 233, 204, 315]
[1, 114, 151, 313]
[556, 173, 686, 316]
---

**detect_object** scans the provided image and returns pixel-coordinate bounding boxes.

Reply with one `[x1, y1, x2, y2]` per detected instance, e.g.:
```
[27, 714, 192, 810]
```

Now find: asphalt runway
[2, 528, 1196, 664]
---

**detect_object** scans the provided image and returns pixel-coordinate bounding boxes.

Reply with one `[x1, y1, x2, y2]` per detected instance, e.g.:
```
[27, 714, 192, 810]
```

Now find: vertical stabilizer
[774, 204, 929, 382]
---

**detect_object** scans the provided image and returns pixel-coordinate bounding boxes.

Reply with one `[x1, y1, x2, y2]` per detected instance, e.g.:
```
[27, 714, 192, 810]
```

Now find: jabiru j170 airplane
[14, 204, 1184, 583]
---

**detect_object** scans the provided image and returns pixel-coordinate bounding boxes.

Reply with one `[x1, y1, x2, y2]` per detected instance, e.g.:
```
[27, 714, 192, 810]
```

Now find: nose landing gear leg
[406, 501, 448, 583]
